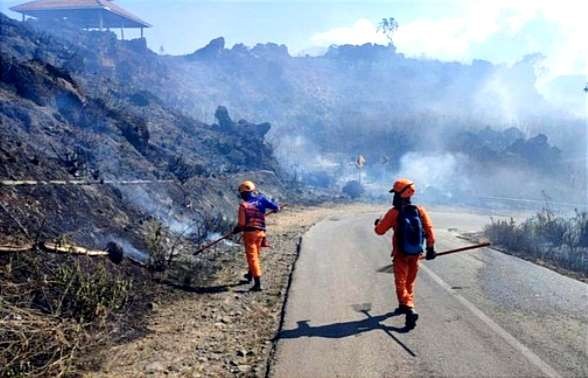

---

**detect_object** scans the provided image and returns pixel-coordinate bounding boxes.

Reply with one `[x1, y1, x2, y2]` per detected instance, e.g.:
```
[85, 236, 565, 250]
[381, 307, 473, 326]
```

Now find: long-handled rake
[192, 204, 287, 256]
[377, 242, 491, 273]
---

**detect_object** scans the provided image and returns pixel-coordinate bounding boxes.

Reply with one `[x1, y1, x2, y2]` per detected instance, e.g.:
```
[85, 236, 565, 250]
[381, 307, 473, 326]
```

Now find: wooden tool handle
[420, 242, 491, 260]
[437, 242, 491, 256]
[192, 231, 234, 256]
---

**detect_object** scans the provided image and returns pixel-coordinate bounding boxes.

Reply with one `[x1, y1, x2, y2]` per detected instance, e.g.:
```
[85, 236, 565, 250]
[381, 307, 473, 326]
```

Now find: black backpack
[397, 205, 425, 255]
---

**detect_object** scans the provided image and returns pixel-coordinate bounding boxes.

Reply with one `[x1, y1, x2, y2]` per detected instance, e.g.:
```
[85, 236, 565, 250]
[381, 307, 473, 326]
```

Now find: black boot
[405, 308, 419, 330]
[243, 271, 252, 283]
[251, 277, 262, 292]
[394, 304, 412, 315]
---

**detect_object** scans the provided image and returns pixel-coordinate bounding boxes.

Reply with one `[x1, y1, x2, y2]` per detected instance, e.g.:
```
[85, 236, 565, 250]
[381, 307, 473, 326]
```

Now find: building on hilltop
[10, 0, 151, 39]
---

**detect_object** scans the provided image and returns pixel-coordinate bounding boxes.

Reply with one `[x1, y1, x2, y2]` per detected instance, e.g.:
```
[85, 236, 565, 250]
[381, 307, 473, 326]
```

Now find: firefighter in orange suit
[233, 180, 279, 291]
[374, 178, 436, 329]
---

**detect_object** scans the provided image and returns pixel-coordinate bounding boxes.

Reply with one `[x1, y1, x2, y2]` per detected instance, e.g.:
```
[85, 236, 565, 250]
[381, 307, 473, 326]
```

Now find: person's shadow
[276, 309, 416, 357]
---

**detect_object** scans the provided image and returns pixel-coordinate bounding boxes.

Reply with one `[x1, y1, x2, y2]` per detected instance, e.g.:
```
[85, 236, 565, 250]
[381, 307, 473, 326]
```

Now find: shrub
[484, 209, 588, 275]
[485, 217, 529, 251]
[342, 180, 364, 199]
[532, 208, 568, 246]
[53, 260, 131, 321]
[145, 219, 169, 273]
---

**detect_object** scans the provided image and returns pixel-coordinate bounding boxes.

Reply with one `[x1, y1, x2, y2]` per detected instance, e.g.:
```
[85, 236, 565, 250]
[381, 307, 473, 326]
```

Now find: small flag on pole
[356, 154, 366, 169]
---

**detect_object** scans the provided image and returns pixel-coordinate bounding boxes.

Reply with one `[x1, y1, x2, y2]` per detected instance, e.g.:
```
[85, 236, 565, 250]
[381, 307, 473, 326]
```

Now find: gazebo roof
[10, 0, 151, 28]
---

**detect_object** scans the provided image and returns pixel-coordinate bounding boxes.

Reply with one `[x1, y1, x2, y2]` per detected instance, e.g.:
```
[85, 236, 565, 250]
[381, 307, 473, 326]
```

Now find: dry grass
[0, 248, 152, 377]
[0, 299, 99, 377]
[485, 208, 588, 277]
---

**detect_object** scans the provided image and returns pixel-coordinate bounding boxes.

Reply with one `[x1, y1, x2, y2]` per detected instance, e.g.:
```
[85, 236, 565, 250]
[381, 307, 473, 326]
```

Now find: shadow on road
[276, 310, 416, 357]
[376, 264, 394, 274]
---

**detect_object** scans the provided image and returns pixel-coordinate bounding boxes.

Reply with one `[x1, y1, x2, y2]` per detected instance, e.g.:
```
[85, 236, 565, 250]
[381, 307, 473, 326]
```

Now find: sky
[2, 0, 587, 96]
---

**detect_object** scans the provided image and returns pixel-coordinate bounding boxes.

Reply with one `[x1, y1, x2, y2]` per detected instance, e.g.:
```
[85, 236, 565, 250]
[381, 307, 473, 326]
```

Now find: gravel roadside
[89, 203, 380, 377]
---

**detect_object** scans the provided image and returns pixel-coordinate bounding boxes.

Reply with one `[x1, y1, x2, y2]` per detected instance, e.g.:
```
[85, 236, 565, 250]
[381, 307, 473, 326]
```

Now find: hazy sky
[2, 0, 587, 83]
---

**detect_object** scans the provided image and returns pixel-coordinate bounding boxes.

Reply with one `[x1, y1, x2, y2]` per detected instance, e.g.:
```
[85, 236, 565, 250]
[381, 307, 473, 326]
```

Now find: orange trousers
[243, 230, 265, 278]
[393, 253, 420, 308]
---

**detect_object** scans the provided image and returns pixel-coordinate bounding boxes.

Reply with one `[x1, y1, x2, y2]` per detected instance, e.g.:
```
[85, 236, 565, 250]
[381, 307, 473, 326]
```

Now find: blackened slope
[0, 13, 283, 247]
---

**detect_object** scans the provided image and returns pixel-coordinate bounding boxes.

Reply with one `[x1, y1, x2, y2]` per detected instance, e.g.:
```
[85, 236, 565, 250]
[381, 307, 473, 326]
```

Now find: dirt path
[89, 203, 380, 377]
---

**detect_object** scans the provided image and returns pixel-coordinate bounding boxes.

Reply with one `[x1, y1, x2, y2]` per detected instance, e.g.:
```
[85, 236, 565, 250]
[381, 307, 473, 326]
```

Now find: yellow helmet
[239, 180, 256, 193]
[389, 178, 415, 198]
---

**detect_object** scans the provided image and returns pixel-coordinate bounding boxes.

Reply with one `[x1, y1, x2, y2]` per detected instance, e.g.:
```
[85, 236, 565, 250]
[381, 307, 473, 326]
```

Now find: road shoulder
[90, 203, 380, 377]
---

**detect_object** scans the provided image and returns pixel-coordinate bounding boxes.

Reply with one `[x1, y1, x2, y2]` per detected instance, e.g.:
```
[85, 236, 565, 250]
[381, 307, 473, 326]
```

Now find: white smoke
[393, 152, 470, 199]
[117, 185, 198, 235]
[474, 74, 519, 124]
[109, 237, 148, 264]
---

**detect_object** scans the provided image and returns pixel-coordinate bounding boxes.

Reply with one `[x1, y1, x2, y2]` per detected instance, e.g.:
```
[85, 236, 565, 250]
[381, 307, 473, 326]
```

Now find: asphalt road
[269, 208, 588, 378]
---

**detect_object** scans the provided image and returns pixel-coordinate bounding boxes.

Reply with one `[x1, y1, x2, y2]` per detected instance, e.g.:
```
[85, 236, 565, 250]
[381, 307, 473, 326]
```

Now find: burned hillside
[0, 14, 296, 375]
[159, 39, 586, 204]
[8, 15, 585, 205]
[0, 13, 284, 249]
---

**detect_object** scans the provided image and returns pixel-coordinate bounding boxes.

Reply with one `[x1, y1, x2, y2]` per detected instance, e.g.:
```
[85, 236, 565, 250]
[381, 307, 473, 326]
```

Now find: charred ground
[0, 13, 289, 249]
[0, 14, 300, 376]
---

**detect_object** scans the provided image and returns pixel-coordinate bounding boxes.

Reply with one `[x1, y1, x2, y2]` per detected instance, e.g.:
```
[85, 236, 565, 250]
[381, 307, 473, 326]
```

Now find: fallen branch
[41, 241, 109, 257]
[0, 243, 35, 253]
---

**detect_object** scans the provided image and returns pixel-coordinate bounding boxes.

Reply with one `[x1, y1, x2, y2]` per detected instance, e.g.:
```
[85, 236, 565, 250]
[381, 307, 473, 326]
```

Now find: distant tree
[377, 17, 399, 44]
[159, 45, 165, 54]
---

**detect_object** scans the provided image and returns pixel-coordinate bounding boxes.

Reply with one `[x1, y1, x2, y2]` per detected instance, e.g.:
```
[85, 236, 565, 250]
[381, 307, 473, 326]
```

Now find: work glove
[232, 225, 242, 235]
[374, 218, 380, 226]
[426, 246, 437, 260]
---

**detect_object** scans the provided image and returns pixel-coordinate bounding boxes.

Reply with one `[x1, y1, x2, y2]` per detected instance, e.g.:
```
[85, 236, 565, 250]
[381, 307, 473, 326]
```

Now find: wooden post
[120, 25, 124, 40]
[140, 26, 144, 39]
[22, 14, 25, 22]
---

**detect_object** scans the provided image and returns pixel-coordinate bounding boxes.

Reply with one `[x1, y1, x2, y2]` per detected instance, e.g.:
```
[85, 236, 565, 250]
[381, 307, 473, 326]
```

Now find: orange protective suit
[375, 206, 435, 308]
[238, 203, 265, 278]
[242, 230, 265, 278]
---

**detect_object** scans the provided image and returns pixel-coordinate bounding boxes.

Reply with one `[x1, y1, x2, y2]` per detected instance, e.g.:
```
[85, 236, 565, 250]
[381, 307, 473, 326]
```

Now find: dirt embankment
[88, 203, 379, 377]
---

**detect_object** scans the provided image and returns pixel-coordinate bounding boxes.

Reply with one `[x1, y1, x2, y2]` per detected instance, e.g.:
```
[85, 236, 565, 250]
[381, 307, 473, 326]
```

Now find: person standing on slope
[233, 180, 279, 291]
[374, 178, 436, 329]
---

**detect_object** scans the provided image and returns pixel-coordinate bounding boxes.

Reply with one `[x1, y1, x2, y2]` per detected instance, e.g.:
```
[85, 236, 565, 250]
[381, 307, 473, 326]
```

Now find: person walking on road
[374, 178, 436, 329]
[233, 180, 279, 291]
